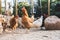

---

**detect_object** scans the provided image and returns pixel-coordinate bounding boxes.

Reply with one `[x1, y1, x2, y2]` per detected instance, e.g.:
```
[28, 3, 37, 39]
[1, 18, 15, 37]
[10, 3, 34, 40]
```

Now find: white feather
[33, 16, 43, 27]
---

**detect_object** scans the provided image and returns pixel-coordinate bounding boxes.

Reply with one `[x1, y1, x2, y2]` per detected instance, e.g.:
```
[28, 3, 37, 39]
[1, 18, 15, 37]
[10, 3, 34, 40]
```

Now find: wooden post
[5, 0, 6, 13]
[0, 0, 1, 14]
[48, 0, 50, 16]
[15, 0, 18, 15]
[30, 0, 34, 14]
[40, 0, 42, 15]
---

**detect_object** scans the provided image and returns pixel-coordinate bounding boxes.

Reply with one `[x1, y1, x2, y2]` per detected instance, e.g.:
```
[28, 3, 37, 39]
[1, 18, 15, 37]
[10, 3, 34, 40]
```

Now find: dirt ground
[0, 28, 60, 40]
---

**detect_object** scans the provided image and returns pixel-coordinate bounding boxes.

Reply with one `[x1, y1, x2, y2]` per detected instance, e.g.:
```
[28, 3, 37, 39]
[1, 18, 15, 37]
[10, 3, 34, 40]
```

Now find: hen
[21, 7, 34, 33]
[33, 16, 43, 29]
[10, 15, 19, 30]
[0, 15, 7, 33]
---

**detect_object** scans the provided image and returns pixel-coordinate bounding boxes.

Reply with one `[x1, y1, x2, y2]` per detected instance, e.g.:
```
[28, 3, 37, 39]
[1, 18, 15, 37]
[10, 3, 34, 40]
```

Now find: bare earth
[0, 28, 60, 40]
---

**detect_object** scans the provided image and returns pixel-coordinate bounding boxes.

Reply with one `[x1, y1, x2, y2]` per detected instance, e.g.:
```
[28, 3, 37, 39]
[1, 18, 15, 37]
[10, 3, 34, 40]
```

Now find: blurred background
[1, 0, 60, 17]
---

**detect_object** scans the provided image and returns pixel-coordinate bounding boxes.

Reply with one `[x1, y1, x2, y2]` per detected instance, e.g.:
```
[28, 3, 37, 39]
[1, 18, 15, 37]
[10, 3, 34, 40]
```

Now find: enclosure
[0, 0, 60, 17]
[0, 0, 60, 40]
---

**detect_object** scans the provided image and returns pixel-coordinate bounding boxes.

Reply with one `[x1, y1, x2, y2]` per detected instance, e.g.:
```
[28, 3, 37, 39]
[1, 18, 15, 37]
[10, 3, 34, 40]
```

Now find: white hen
[33, 16, 43, 28]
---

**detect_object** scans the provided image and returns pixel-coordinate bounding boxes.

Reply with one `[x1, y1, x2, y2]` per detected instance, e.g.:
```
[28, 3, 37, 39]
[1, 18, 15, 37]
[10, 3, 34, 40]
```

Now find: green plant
[42, 0, 48, 14]
[13, 2, 31, 17]
[1, 7, 5, 15]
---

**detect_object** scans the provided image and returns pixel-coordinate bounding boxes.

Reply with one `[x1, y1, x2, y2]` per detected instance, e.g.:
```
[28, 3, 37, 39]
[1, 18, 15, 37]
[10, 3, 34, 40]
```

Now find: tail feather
[31, 15, 34, 22]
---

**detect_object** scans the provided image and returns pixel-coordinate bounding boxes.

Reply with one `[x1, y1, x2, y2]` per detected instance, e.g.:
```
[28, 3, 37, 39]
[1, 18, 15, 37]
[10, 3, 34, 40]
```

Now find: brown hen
[21, 7, 34, 33]
[10, 15, 19, 30]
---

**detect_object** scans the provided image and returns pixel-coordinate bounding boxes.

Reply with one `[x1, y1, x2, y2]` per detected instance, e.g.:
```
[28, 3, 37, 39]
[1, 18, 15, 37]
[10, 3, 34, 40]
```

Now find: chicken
[3, 15, 12, 26]
[33, 16, 43, 29]
[21, 7, 34, 33]
[41, 13, 49, 29]
[0, 14, 7, 33]
[10, 15, 19, 30]
[2, 21, 7, 31]
[0, 17, 4, 33]
[18, 15, 34, 29]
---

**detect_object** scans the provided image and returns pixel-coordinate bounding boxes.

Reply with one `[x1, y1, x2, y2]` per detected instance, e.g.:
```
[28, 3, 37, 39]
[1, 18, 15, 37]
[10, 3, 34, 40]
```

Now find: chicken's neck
[23, 11, 29, 17]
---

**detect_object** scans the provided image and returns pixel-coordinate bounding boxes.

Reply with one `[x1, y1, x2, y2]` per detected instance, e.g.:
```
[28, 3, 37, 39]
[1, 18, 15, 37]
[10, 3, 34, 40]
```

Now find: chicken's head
[22, 7, 26, 13]
[21, 7, 28, 16]
[14, 15, 19, 19]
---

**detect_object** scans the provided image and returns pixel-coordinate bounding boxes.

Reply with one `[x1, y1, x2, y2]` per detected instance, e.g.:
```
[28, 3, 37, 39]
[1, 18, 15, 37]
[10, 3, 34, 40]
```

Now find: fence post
[0, 0, 1, 14]
[48, 0, 50, 16]
[15, 0, 18, 15]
